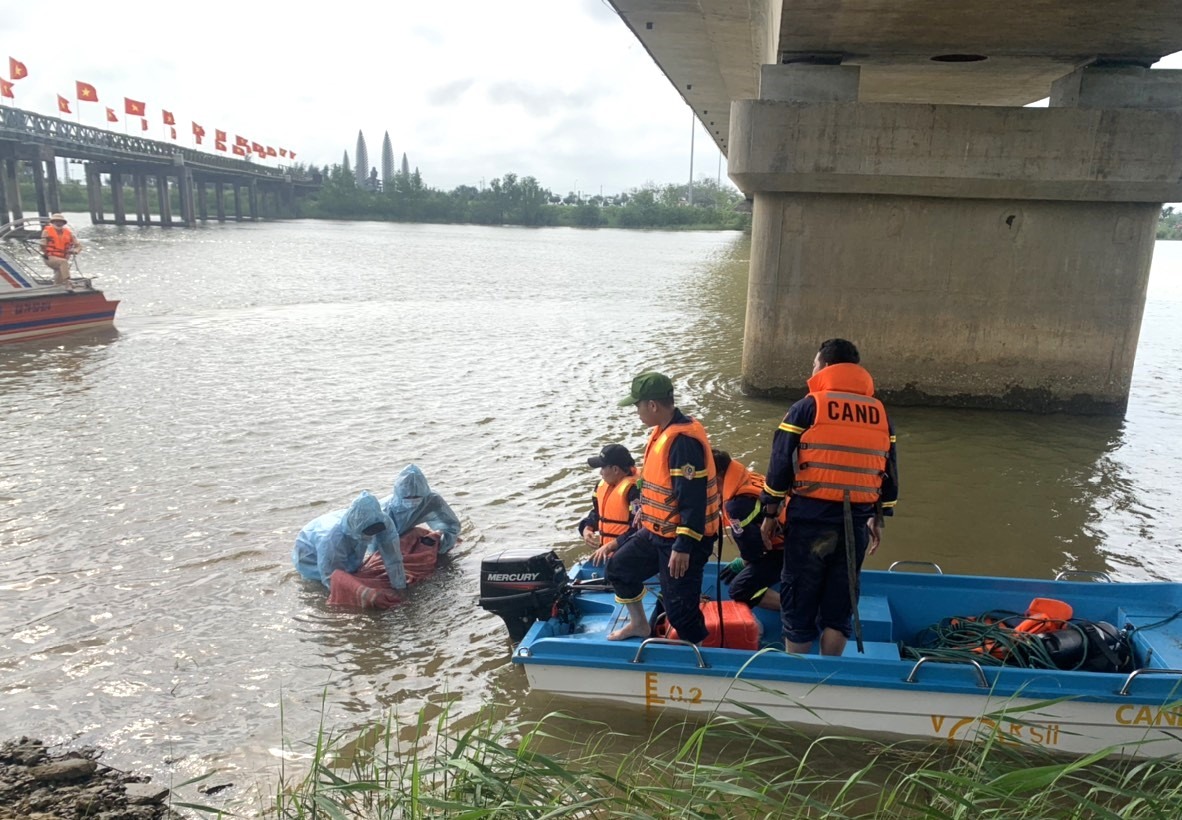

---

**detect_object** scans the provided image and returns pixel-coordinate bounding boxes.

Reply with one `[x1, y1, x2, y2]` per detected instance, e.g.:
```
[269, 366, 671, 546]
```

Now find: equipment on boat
[479, 548, 570, 643]
[0, 217, 119, 344]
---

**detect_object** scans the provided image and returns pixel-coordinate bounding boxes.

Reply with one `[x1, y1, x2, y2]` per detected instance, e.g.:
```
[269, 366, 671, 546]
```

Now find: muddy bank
[0, 738, 183, 820]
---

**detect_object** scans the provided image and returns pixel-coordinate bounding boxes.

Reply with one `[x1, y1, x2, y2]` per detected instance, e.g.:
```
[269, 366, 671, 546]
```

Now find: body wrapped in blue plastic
[292, 491, 407, 590]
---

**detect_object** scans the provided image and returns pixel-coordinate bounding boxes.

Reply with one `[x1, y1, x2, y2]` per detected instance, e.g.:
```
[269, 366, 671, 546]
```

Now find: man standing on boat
[605, 372, 720, 643]
[760, 339, 898, 656]
[580, 443, 641, 566]
[39, 213, 78, 290]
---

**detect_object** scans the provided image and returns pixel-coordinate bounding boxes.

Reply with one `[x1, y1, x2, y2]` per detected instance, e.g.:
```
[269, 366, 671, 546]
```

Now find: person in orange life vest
[605, 372, 721, 643]
[579, 443, 640, 566]
[760, 338, 898, 657]
[712, 449, 785, 611]
[39, 213, 79, 290]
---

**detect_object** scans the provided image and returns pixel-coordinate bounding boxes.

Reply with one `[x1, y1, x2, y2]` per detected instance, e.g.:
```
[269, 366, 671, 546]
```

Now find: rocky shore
[0, 738, 182, 820]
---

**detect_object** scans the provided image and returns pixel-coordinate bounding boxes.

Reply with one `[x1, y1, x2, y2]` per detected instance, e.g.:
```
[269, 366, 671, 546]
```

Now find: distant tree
[381, 132, 395, 189]
[355, 131, 369, 188]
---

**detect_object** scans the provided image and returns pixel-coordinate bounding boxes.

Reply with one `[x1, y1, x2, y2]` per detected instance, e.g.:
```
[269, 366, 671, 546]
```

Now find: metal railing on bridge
[0, 107, 308, 182]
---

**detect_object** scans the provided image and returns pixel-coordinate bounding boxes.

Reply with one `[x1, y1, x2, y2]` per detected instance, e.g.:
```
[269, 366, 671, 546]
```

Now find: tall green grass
[257, 704, 1182, 819]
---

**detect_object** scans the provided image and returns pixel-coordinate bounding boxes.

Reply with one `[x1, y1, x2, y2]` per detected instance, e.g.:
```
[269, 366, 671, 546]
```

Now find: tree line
[295, 162, 750, 230]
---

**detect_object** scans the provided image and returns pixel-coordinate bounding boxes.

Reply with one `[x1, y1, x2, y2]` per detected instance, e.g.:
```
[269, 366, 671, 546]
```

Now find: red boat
[0, 217, 119, 344]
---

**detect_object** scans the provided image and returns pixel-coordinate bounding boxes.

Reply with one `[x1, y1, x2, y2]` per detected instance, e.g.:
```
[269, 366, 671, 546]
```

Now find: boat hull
[0, 290, 120, 343]
[509, 564, 1182, 758]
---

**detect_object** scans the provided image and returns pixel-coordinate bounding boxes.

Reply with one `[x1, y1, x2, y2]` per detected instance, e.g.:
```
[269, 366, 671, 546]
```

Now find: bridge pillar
[2, 158, 20, 224]
[110, 171, 127, 226]
[45, 157, 61, 214]
[214, 182, 226, 222]
[134, 174, 149, 226]
[177, 168, 196, 228]
[196, 181, 208, 221]
[731, 65, 1182, 414]
[248, 180, 259, 221]
[156, 174, 173, 227]
[232, 184, 243, 221]
[31, 159, 48, 218]
[84, 165, 104, 224]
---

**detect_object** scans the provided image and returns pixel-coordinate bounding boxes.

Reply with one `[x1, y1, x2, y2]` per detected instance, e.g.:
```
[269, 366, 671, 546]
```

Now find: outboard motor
[478, 548, 569, 643]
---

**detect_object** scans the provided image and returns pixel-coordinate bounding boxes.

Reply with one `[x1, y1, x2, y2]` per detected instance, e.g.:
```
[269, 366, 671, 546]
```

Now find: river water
[2, 218, 1182, 803]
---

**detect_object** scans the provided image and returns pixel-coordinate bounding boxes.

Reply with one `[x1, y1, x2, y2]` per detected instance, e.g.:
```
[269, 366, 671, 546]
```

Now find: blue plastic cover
[380, 464, 461, 554]
[292, 490, 407, 590]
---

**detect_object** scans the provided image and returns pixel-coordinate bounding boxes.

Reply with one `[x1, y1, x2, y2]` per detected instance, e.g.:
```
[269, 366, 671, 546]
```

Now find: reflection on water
[2, 219, 1182, 801]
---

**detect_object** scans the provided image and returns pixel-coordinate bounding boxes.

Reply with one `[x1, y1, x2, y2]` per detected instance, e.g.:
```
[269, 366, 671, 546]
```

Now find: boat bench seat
[1123, 612, 1182, 670]
[842, 640, 901, 661]
[858, 595, 894, 643]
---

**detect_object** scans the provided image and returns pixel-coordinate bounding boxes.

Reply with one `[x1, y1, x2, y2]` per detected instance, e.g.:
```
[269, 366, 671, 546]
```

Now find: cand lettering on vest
[827, 400, 881, 425]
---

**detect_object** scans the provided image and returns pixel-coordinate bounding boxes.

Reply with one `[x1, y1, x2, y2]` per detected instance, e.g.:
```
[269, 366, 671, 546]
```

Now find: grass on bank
[233, 701, 1182, 820]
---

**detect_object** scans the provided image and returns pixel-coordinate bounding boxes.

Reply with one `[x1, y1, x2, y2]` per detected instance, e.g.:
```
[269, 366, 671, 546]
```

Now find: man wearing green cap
[605, 372, 721, 643]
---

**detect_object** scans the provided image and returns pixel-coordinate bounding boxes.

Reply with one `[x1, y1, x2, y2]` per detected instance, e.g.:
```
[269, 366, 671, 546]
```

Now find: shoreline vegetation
[21, 166, 752, 232]
[1159, 206, 1182, 240]
[13, 703, 1182, 818]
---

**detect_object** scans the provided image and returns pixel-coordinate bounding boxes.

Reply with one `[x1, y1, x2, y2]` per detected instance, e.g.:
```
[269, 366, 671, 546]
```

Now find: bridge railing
[0, 107, 310, 182]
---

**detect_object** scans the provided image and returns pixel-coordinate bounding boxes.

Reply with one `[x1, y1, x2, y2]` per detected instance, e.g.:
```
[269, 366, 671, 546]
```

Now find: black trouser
[606, 528, 715, 644]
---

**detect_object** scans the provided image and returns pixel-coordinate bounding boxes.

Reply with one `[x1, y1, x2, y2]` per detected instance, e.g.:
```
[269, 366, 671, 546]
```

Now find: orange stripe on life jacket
[594, 473, 637, 539]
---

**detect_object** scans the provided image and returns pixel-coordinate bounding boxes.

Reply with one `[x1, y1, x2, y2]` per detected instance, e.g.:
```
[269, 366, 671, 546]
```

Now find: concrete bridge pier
[44, 156, 60, 214]
[731, 64, 1182, 414]
[156, 174, 173, 227]
[248, 180, 259, 221]
[232, 185, 243, 221]
[214, 182, 226, 222]
[196, 181, 208, 221]
[84, 165, 103, 224]
[110, 171, 127, 225]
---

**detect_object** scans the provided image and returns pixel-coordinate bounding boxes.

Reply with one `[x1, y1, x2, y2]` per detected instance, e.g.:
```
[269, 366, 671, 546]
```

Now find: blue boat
[480, 549, 1182, 758]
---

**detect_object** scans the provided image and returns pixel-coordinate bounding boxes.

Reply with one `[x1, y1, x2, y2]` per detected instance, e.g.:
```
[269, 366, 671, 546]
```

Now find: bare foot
[608, 620, 651, 641]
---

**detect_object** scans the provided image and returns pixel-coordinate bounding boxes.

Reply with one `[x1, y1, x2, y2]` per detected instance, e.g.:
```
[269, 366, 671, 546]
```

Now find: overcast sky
[5, 0, 1182, 197]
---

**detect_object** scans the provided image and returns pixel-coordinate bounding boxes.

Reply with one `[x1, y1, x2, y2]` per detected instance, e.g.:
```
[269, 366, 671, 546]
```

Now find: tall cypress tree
[381, 132, 395, 190]
[355, 131, 369, 188]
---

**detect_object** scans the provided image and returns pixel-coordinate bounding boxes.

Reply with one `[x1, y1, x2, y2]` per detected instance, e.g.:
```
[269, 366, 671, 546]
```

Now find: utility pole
[688, 108, 695, 206]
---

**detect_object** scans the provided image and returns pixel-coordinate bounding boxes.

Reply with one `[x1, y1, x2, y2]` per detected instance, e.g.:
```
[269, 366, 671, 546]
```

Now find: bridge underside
[610, 1, 1182, 413]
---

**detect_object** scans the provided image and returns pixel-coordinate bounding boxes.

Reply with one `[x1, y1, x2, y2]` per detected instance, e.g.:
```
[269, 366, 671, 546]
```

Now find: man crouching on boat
[605, 372, 721, 643]
[39, 213, 79, 290]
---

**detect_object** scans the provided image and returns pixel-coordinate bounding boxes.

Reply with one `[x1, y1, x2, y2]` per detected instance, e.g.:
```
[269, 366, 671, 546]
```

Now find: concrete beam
[1051, 65, 1182, 109]
[759, 63, 859, 102]
[729, 100, 1182, 202]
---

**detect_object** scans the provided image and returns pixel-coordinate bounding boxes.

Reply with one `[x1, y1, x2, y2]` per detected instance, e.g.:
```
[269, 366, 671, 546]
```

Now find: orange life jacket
[793, 363, 891, 505]
[594, 472, 638, 540]
[43, 224, 74, 258]
[719, 460, 787, 546]
[638, 416, 720, 540]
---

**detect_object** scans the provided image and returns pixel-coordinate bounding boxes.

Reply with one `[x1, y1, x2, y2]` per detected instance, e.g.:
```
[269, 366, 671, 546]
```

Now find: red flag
[8, 57, 27, 81]
[215, 129, 227, 142]
[235, 135, 248, 147]
[125, 97, 145, 115]
[265, 146, 277, 157]
[251, 141, 264, 155]
[279, 148, 287, 158]
[0, 79, 12, 99]
[141, 118, 148, 131]
[215, 140, 227, 152]
[289, 151, 296, 160]
[106, 107, 117, 122]
[232, 144, 246, 157]
[162, 109, 176, 125]
[75, 81, 98, 102]
[191, 121, 205, 137]
[56, 95, 71, 114]
[195, 134, 203, 145]
[170, 126, 177, 139]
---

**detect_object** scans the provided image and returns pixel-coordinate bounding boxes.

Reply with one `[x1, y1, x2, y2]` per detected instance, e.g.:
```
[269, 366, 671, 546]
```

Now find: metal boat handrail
[1117, 667, 1182, 696]
[888, 561, 944, 574]
[630, 638, 709, 669]
[904, 656, 990, 688]
[1055, 570, 1113, 583]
